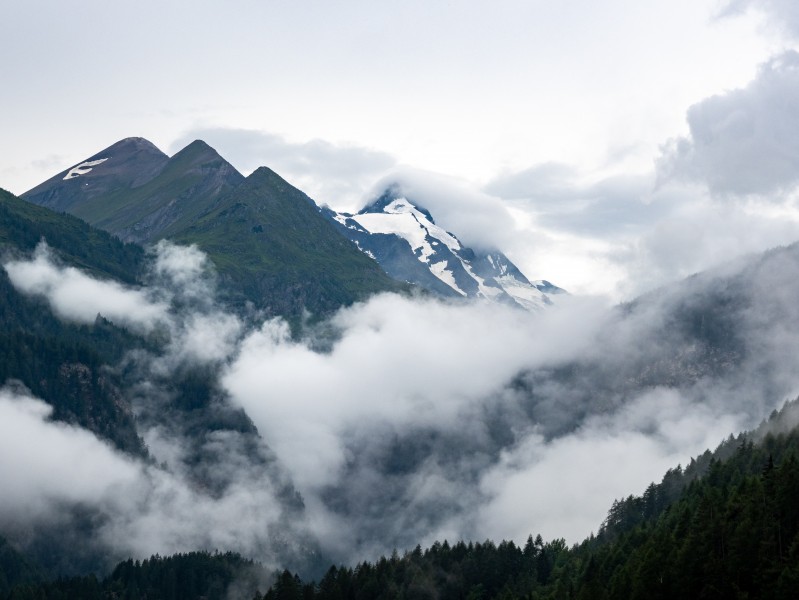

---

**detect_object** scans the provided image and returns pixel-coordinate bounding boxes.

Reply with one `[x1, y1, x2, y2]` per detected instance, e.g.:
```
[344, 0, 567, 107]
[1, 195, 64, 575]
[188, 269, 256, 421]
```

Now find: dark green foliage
[0, 536, 40, 597]
[251, 537, 569, 600]
[0, 188, 145, 283]
[4, 552, 261, 600]
[248, 402, 799, 600]
[0, 189, 147, 453]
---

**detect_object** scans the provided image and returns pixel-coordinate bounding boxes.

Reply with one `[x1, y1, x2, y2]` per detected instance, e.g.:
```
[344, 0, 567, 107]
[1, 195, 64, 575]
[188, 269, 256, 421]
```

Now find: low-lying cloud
[4, 242, 169, 332]
[5, 220, 799, 574]
[0, 384, 140, 522]
[221, 240, 799, 559]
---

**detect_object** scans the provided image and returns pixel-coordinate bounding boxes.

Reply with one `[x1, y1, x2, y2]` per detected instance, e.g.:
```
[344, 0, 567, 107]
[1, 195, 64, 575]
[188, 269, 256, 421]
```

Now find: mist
[4, 235, 799, 572]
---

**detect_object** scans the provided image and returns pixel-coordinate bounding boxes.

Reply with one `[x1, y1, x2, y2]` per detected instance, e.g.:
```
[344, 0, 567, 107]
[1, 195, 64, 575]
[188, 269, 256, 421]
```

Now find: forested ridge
[0, 188, 148, 453]
[4, 401, 798, 600]
[256, 408, 799, 600]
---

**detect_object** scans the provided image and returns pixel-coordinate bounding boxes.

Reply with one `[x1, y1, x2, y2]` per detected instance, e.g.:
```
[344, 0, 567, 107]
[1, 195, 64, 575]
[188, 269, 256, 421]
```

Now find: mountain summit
[23, 137, 243, 243]
[21, 138, 403, 318]
[22, 138, 559, 315]
[323, 187, 563, 309]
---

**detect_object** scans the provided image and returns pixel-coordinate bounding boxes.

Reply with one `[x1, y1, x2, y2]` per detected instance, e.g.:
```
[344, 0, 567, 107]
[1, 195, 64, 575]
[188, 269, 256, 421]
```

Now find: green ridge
[172, 166, 405, 318]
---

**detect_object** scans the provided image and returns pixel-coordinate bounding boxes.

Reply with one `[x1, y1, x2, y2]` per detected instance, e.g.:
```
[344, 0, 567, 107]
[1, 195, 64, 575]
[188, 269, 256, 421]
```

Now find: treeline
[0, 402, 799, 600]
[8, 406, 798, 599]
[0, 188, 144, 283]
[257, 408, 799, 600]
[3, 552, 261, 600]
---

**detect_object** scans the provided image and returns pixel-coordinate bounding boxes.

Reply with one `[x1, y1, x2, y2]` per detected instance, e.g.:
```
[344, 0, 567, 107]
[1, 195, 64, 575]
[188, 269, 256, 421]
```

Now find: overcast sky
[3, 0, 799, 297]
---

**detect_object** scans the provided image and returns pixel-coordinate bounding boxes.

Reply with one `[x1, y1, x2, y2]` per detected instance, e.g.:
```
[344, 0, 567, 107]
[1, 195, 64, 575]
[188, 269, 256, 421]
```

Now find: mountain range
[22, 138, 560, 315]
[2, 136, 799, 597]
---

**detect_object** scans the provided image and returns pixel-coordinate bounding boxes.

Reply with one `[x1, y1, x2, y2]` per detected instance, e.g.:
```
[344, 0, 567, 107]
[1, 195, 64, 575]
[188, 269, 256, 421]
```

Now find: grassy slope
[173, 166, 406, 318]
[69, 141, 244, 241]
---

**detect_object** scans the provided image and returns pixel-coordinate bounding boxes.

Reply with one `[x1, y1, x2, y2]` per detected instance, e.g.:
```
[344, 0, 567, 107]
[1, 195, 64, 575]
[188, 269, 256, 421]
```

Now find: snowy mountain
[322, 187, 564, 310]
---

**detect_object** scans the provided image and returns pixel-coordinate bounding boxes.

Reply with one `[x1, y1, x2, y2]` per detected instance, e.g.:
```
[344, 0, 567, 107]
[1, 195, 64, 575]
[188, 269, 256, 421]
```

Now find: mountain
[22, 137, 170, 220]
[23, 137, 244, 244]
[0, 187, 147, 454]
[170, 166, 407, 318]
[0, 187, 316, 576]
[13, 400, 798, 599]
[322, 187, 563, 310]
[22, 138, 404, 319]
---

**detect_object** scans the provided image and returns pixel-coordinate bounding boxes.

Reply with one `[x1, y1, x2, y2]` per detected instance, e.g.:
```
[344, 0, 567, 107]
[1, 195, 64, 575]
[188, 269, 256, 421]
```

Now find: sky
[6, 1, 799, 571]
[4, 0, 799, 299]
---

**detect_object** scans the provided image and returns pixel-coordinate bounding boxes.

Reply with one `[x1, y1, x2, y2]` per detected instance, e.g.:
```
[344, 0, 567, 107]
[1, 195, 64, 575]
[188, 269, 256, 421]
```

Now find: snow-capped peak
[324, 191, 564, 309]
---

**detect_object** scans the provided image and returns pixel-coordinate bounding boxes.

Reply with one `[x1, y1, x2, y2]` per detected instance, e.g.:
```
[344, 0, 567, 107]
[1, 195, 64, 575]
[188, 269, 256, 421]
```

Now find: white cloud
[364, 168, 519, 252]
[0, 385, 141, 521]
[476, 388, 746, 542]
[3, 242, 169, 332]
[720, 0, 799, 40]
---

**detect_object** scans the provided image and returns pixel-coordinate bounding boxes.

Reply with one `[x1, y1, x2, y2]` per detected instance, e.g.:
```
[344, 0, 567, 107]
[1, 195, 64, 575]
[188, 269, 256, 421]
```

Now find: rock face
[323, 187, 564, 310]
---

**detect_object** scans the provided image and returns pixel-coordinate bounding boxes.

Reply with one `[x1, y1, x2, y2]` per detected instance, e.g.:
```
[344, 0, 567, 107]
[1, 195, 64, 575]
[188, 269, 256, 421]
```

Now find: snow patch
[496, 275, 548, 311]
[430, 261, 465, 295]
[63, 158, 109, 180]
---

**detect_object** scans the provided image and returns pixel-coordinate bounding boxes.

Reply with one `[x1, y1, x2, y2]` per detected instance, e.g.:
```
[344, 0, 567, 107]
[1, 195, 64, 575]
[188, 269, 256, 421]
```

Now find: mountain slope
[1, 187, 319, 577]
[324, 187, 562, 310]
[22, 137, 169, 217]
[22, 138, 405, 318]
[0, 187, 147, 454]
[23, 138, 244, 244]
[251, 400, 799, 600]
[172, 166, 406, 318]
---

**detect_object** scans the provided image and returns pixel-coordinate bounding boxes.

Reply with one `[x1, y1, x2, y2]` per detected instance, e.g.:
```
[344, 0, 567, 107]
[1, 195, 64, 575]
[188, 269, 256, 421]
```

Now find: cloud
[0, 243, 308, 573]
[3, 242, 169, 332]
[170, 127, 397, 210]
[720, 0, 799, 40]
[658, 51, 799, 197]
[0, 382, 303, 573]
[363, 167, 519, 251]
[7, 216, 799, 574]
[221, 248, 799, 561]
[0, 384, 141, 522]
[149, 239, 215, 304]
[476, 388, 747, 542]
[3, 241, 243, 367]
[487, 166, 665, 237]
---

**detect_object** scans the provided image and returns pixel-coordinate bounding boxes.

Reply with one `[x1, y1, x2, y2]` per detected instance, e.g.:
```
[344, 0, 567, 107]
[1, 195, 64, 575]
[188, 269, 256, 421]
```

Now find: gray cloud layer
[659, 50, 799, 197]
[721, 0, 799, 40]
